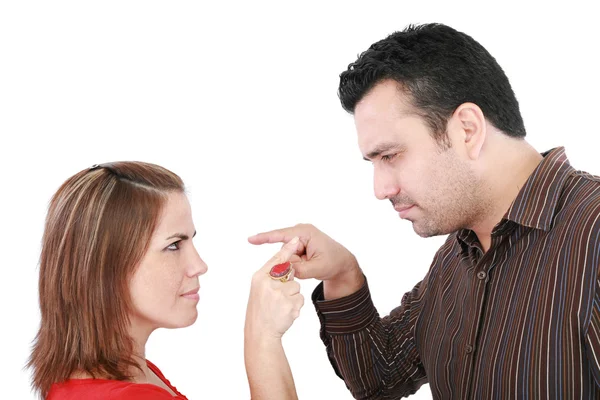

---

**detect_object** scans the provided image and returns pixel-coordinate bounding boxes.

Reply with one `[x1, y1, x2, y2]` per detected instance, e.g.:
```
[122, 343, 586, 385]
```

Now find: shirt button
[477, 271, 487, 280]
[466, 345, 473, 354]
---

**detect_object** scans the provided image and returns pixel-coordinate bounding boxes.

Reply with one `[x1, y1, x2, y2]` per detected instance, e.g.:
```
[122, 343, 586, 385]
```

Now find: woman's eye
[167, 241, 181, 251]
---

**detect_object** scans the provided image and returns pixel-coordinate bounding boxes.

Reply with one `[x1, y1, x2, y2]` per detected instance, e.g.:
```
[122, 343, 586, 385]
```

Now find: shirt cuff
[311, 276, 377, 334]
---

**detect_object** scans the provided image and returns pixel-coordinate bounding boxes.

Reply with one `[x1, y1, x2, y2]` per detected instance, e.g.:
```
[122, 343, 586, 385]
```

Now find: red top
[46, 360, 188, 399]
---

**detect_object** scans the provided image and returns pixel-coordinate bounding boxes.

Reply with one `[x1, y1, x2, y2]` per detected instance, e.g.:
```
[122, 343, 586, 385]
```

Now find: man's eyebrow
[363, 143, 406, 161]
[165, 230, 197, 241]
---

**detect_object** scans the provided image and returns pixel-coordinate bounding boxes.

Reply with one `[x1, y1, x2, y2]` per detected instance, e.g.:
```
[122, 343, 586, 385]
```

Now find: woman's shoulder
[47, 366, 186, 400]
[146, 359, 188, 399]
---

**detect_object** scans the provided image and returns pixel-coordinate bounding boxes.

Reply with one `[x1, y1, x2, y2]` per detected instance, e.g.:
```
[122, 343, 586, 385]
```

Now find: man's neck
[470, 139, 543, 252]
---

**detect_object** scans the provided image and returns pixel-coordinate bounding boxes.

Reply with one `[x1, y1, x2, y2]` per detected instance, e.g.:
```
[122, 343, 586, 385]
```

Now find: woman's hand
[245, 237, 304, 340]
[244, 237, 303, 400]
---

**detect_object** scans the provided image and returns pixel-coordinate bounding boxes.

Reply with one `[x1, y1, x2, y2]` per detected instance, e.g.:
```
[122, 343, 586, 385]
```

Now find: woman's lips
[181, 287, 200, 301]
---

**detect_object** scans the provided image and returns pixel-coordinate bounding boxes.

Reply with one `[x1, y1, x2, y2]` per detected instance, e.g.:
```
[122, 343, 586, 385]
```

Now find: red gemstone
[270, 261, 291, 277]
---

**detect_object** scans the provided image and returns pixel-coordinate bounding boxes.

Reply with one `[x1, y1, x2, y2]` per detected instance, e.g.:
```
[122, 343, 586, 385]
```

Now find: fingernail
[290, 236, 299, 244]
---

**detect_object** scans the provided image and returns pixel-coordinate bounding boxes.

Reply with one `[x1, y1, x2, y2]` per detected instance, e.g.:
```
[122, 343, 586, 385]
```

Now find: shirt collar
[503, 147, 573, 231]
[457, 147, 573, 247]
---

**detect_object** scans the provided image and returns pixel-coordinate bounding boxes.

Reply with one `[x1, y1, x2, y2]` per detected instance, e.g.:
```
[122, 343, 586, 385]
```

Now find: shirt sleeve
[584, 261, 600, 386]
[312, 275, 428, 399]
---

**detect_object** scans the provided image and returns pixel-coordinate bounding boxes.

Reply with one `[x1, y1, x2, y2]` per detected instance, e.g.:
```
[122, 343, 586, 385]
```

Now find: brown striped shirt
[312, 147, 600, 399]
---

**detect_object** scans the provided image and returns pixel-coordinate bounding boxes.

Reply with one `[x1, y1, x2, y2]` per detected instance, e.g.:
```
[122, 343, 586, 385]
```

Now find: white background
[1, 1, 599, 399]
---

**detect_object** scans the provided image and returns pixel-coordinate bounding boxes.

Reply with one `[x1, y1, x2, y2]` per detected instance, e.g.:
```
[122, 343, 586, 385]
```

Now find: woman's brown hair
[28, 162, 184, 398]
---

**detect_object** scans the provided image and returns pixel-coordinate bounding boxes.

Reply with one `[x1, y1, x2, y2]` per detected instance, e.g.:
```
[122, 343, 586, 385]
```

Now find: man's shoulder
[558, 169, 600, 221]
[571, 168, 600, 186]
[549, 168, 600, 247]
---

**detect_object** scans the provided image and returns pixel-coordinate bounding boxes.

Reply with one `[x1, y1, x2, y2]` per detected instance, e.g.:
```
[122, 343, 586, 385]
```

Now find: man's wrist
[323, 263, 364, 300]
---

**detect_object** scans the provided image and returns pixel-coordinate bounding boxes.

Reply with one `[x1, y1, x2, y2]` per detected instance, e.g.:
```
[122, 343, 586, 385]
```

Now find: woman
[28, 162, 303, 399]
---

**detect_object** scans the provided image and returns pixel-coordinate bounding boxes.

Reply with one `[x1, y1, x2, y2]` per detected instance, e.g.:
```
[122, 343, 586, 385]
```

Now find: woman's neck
[69, 319, 154, 382]
[127, 317, 154, 382]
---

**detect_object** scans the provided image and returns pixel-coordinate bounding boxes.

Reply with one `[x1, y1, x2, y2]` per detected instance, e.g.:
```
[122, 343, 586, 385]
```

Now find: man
[248, 23, 600, 399]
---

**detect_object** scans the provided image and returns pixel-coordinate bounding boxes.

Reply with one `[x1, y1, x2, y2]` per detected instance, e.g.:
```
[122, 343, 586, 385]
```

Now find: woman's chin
[171, 310, 199, 329]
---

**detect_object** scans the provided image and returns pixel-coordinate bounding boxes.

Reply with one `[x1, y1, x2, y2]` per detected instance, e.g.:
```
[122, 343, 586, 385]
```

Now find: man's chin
[411, 221, 445, 238]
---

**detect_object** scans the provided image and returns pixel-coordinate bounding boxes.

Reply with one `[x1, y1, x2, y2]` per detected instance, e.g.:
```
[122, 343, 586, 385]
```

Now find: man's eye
[381, 154, 395, 162]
